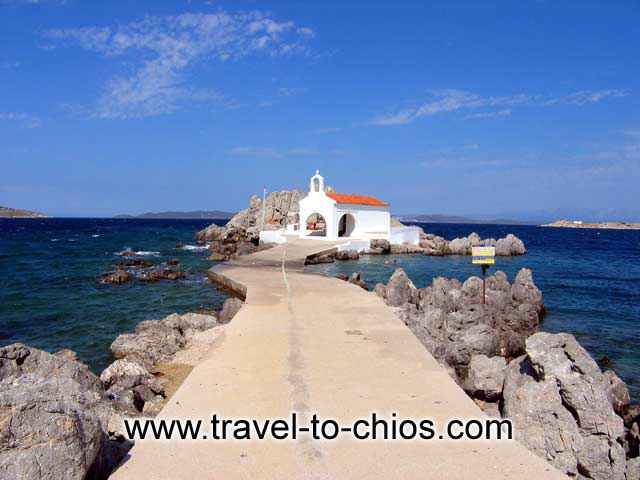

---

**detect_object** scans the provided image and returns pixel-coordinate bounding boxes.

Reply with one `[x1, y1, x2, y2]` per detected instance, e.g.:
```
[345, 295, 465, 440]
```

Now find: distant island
[114, 210, 234, 220]
[0, 206, 47, 218]
[397, 213, 526, 225]
[541, 219, 640, 230]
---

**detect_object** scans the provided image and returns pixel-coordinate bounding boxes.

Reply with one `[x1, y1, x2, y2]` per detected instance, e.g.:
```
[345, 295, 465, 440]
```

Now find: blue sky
[1, 0, 639, 218]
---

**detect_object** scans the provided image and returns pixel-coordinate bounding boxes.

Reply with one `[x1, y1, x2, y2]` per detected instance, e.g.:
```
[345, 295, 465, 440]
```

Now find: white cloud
[369, 88, 629, 126]
[44, 11, 314, 119]
[0, 112, 42, 128]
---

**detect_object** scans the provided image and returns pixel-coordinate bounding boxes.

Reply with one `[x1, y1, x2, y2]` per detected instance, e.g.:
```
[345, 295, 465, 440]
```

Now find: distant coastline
[541, 219, 640, 230]
[397, 213, 527, 225]
[114, 210, 234, 220]
[0, 206, 47, 218]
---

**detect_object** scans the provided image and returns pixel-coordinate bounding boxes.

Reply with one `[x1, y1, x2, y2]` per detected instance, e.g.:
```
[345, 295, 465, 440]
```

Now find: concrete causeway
[111, 238, 567, 479]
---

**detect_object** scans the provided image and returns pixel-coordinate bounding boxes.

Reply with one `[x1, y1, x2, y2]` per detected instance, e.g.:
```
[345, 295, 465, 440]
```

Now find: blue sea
[307, 223, 640, 400]
[1, 219, 639, 400]
[0, 218, 228, 373]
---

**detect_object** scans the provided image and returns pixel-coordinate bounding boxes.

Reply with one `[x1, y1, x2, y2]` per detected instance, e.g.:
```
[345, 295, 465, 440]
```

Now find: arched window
[313, 177, 320, 192]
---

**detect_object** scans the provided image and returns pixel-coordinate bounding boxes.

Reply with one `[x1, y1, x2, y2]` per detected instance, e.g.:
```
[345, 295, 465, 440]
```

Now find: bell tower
[309, 170, 325, 195]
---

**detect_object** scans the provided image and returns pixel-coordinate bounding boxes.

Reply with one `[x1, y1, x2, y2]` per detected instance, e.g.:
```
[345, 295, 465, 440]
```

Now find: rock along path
[111, 238, 567, 479]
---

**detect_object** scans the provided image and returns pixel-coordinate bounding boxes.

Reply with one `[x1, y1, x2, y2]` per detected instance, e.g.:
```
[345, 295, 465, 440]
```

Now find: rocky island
[542, 219, 640, 230]
[0, 206, 47, 218]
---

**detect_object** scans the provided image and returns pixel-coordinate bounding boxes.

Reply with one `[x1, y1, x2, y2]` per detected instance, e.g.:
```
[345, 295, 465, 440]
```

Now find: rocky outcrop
[111, 312, 217, 370]
[100, 261, 187, 285]
[503, 333, 627, 480]
[375, 266, 637, 479]
[0, 344, 131, 480]
[418, 231, 526, 256]
[463, 354, 506, 402]
[377, 268, 543, 375]
[196, 189, 303, 243]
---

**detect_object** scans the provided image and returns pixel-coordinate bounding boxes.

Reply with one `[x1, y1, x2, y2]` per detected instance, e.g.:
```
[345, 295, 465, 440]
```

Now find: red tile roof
[326, 192, 389, 207]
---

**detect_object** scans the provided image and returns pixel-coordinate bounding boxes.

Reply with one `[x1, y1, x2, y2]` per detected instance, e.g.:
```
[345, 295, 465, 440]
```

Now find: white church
[297, 170, 391, 241]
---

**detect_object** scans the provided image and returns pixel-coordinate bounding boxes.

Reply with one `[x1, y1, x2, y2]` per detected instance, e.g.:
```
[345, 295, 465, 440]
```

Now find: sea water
[0, 218, 228, 372]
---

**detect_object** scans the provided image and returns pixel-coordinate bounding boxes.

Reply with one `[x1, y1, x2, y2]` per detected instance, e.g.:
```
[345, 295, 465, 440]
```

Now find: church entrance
[338, 213, 356, 237]
[305, 213, 327, 237]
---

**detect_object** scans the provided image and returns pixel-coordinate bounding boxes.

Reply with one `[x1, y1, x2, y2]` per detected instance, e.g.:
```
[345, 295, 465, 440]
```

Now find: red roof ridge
[326, 191, 389, 207]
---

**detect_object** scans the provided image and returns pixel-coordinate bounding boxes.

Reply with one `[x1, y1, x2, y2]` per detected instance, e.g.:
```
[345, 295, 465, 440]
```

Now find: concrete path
[111, 239, 566, 479]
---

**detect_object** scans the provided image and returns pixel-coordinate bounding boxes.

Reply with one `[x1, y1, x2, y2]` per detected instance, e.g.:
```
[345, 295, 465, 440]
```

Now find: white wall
[298, 195, 337, 240]
[390, 226, 423, 245]
[336, 205, 390, 240]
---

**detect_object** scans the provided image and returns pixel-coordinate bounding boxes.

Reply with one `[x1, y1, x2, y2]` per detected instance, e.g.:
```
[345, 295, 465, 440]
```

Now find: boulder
[448, 237, 471, 255]
[369, 239, 390, 254]
[111, 321, 186, 369]
[503, 333, 627, 480]
[100, 269, 132, 285]
[195, 223, 225, 243]
[0, 344, 130, 480]
[335, 250, 359, 261]
[373, 283, 387, 299]
[389, 243, 425, 254]
[511, 268, 544, 313]
[502, 355, 583, 477]
[464, 354, 506, 401]
[100, 359, 151, 391]
[604, 369, 631, 416]
[219, 297, 243, 324]
[495, 233, 526, 256]
[385, 268, 415, 306]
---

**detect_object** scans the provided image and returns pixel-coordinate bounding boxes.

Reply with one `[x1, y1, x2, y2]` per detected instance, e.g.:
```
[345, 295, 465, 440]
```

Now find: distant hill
[397, 214, 526, 225]
[0, 206, 47, 218]
[113, 210, 234, 220]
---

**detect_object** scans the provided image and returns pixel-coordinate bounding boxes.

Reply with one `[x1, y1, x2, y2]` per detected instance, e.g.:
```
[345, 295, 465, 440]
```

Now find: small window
[313, 177, 320, 192]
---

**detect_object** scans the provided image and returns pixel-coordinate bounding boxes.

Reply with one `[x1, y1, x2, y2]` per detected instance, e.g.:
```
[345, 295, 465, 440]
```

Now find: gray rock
[502, 356, 583, 477]
[503, 333, 627, 480]
[219, 297, 244, 324]
[111, 320, 186, 369]
[100, 359, 151, 391]
[373, 283, 387, 299]
[194, 223, 225, 243]
[0, 344, 130, 480]
[335, 250, 359, 261]
[447, 236, 471, 255]
[369, 239, 390, 254]
[603, 369, 630, 416]
[628, 458, 640, 480]
[511, 268, 544, 313]
[464, 355, 506, 401]
[384, 268, 415, 307]
[495, 233, 526, 256]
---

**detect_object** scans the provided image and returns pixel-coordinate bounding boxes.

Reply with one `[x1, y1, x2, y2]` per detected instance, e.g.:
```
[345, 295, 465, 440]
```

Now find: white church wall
[298, 195, 337, 240]
[336, 205, 390, 240]
[390, 226, 422, 245]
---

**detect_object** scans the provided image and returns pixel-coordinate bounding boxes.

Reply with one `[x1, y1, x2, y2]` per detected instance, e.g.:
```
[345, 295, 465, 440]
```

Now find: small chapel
[298, 170, 391, 241]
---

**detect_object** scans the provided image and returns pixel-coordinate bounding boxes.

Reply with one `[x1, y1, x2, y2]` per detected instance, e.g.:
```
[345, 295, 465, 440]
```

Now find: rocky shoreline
[0, 296, 244, 479]
[372, 266, 639, 480]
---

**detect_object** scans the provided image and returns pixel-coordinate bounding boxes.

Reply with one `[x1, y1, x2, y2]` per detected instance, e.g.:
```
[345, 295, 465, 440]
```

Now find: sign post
[472, 246, 496, 305]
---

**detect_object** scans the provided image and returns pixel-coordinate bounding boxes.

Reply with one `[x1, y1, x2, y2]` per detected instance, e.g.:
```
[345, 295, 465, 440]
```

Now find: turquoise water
[0, 218, 228, 373]
[307, 223, 640, 400]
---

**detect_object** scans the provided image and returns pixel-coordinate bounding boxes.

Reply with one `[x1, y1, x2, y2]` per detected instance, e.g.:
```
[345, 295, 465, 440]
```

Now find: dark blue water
[0, 218, 228, 373]
[308, 223, 640, 400]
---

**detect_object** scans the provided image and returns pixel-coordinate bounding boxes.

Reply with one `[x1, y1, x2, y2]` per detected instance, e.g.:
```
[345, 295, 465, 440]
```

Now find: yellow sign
[472, 246, 496, 265]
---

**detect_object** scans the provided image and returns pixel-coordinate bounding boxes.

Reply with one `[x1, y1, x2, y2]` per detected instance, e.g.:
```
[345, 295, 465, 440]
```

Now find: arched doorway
[338, 213, 356, 237]
[305, 213, 327, 237]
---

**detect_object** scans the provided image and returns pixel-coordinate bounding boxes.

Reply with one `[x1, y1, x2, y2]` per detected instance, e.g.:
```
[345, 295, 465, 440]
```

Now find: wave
[116, 248, 160, 257]
[92, 234, 101, 238]
[179, 244, 209, 251]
